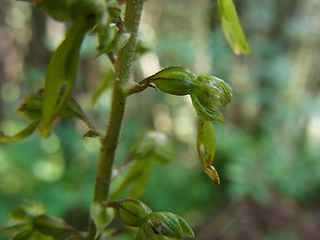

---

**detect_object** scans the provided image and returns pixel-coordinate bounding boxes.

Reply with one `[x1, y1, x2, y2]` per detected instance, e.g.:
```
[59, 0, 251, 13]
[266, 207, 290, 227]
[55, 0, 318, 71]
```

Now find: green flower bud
[106, 200, 152, 228]
[190, 75, 232, 123]
[197, 119, 220, 184]
[137, 212, 194, 239]
[146, 67, 196, 95]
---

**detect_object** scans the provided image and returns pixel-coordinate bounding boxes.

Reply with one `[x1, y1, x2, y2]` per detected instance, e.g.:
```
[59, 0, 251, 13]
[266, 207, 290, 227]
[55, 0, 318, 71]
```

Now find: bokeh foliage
[1, 0, 320, 239]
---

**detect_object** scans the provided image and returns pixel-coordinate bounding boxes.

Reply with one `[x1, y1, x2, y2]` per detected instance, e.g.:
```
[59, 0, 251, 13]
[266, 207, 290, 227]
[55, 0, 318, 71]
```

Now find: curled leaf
[39, 21, 88, 138]
[217, 0, 250, 55]
[197, 118, 220, 184]
[0, 121, 40, 143]
[15, 89, 98, 139]
[145, 67, 197, 95]
[0, 224, 27, 234]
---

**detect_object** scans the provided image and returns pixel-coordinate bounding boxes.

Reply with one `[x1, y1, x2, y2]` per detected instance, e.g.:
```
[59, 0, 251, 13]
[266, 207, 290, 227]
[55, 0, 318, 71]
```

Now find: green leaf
[109, 31, 131, 52]
[0, 121, 40, 143]
[69, 0, 107, 23]
[217, 0, 250, 55]
[0, 224, 27, 234]
[37, 0, 72, 21]
[32, 214, 76, 236]
[12, 230, 54, 240]
[37, 0, 107, 23]
[130, 131, 174, 164]
[145, 67, 197, 95]
[91, 69, 114, 105]
[39, 21, 88, 138]
[135, 40, 152, 60]
[11, 229, 33, 240]
[59, 94, 98, 134]
[126, 159, 154, 199]
[197, 119, 220, 184]
[90, 202, 114, 238]
[110, 159, 154, 200]
[106, 200, 152, 228]
[17, 89, 98, 137]
[96, 23, 131, 55]
[9, 201, 46, 220]
[96, 24, 118, 56]
[110, 131, 174, 200]
[9, 206, 32, 221]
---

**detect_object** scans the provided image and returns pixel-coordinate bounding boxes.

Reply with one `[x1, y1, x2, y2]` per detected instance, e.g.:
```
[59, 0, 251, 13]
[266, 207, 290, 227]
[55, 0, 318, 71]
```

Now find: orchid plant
[0, 0, 249, 239]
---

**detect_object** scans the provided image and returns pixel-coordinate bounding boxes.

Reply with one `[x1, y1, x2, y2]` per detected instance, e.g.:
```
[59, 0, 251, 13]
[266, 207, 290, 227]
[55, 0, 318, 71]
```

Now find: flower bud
[190, 75, 232, 123]
[136, 212, 194, 239]
[106, 200, 152, 228]
[37, 0, 72, 21]
[146, 67, 196, 95]
[197, 119, 220, 184]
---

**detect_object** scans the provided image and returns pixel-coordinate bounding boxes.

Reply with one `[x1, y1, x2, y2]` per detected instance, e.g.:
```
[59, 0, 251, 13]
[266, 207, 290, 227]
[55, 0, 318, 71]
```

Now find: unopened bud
[146, 67, 196, 95]
[191, 75, 232, 123]
[106, 200, 152, 228]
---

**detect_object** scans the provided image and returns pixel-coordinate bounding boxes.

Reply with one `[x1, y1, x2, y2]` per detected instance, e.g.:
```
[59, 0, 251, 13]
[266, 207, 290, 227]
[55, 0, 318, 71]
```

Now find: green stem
[87, 1, 145, 239]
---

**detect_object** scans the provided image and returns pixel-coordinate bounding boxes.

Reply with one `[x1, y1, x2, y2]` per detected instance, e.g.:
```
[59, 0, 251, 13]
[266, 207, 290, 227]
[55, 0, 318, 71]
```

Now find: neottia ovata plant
[0, 0, 249, 239]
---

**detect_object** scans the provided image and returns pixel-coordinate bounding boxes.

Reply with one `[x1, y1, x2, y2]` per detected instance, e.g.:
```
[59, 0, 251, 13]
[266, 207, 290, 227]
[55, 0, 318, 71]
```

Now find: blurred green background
[1, 0, 320, 239]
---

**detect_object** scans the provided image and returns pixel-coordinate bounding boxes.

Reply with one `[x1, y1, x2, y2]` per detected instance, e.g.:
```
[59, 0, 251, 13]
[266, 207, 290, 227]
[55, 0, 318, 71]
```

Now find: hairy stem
[87, 1, 145, 239]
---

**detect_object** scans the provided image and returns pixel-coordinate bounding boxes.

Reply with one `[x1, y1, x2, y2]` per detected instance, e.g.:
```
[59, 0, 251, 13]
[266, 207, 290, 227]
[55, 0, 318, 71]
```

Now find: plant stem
[87, 0, 145, 239]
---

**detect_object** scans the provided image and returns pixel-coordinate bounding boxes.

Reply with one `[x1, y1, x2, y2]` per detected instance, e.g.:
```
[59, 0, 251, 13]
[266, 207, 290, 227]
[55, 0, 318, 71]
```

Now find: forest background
[0, 0, 320, 239]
